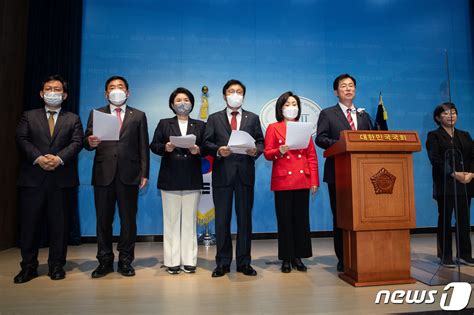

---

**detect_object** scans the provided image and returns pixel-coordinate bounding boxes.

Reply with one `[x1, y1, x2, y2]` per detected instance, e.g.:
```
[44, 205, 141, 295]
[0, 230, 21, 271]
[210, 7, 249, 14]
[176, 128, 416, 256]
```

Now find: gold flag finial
[199, 85, 209, 121]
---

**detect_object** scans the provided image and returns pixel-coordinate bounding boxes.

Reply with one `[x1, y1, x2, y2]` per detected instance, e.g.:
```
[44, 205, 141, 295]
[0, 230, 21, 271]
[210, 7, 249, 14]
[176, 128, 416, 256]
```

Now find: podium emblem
[370, 168, 396, 194]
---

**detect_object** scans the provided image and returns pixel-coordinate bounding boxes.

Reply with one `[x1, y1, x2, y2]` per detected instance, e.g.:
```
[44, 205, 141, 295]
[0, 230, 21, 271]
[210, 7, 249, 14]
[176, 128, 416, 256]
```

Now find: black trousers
[94, 177, 138, 265]
[436, 194, 472, 259]
[19, 174, 71, 269]
[327, 182, 343, 264]
[213, 173, 253, 267]
[274, 189, 312, 261]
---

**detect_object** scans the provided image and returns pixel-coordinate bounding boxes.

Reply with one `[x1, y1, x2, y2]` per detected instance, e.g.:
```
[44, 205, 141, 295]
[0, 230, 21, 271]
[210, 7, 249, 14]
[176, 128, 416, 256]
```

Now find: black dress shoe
[91, 263, 114, 278]
[291, 258, 307, 272]
[337, 261, 344, 272]
[441, 257, 456, 268]
[13, 268, 38, 284]
[281, 261, 291, 273]
[48, 265, 66, 280]
[236, 264, 257, 276]
[117, 263, 135, 277]
[211, 265, 230, 278]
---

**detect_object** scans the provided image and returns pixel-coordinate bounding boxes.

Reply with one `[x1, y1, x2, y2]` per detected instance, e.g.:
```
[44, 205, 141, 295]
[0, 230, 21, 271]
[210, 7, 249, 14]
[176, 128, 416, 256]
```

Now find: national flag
[375, 92, 388, 130]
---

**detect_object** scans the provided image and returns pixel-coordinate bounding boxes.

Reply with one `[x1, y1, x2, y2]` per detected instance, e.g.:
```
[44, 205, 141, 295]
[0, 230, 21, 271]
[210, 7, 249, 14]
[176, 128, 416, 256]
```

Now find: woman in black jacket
[150, 87, 205, 274]
[426, 102, 474, 268]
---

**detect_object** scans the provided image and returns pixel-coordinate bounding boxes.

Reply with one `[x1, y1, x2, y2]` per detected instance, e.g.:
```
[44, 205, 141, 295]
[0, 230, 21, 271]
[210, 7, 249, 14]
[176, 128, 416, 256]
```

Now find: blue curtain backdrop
[78, 0, 474, 236]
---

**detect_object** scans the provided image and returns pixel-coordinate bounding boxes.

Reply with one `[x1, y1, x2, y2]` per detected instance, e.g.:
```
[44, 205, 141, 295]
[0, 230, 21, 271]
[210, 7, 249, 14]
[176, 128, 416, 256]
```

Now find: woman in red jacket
[264, 91, 319, 273]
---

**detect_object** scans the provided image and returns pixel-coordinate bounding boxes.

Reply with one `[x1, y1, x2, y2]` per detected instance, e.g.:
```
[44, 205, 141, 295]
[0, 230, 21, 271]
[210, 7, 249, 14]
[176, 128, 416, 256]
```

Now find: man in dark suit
[315, 74, 373, 272]
[203, 79, 264, 277]
[15, 75, 83, 283]
[84, 76, 149, 278]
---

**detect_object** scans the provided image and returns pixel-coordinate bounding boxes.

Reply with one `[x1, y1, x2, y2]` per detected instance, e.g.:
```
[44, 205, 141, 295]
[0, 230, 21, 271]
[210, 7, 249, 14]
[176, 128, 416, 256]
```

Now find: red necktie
[346, 108, 355, 130]
[230, 112, 238, 130]
[115, 108, 123, 128]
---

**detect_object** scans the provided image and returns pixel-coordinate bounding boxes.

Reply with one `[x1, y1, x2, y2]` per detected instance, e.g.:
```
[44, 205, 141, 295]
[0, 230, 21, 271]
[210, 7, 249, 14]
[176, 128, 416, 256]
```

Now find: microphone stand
[443, 50, 463, 280]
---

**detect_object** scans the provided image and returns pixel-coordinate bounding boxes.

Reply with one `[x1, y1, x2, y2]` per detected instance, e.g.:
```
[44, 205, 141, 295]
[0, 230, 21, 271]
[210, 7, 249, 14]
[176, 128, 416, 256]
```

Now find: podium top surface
[323, 130, 422, 158]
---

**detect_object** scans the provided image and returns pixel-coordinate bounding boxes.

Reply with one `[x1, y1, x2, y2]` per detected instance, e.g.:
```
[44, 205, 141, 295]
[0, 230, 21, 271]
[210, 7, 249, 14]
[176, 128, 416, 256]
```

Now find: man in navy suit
[315, 74, 373, 272]
[84, 76, 149, 278]
[15, 75, 83, 283]
[203, 79, 264, 277]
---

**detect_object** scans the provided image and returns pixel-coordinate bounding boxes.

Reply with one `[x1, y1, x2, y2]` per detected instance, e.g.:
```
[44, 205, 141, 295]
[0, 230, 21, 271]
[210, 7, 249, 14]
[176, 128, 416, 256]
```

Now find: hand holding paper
[285, 121, 313, 150]
[227, 130, 256, 155]
[170, 134, 196, 148]
[92, 110, 120, 141]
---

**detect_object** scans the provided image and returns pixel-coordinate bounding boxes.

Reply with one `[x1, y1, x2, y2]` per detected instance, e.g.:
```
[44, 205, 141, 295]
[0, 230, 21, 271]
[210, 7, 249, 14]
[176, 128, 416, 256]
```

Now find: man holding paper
[203, 79, 264, 277]
[315, 74, 373, 272]
[150, 87, 205, 274]
[264, 91, 319, 273]
[84, 75, 149, 278]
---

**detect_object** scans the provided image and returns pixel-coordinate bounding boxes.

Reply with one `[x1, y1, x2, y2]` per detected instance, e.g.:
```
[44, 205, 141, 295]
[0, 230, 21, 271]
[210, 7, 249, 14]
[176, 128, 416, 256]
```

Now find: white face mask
[226, 92, 244, 109]
[43, 92, 63, 107]
[282, 107, 299, 120]
[108, 89, 127, 106]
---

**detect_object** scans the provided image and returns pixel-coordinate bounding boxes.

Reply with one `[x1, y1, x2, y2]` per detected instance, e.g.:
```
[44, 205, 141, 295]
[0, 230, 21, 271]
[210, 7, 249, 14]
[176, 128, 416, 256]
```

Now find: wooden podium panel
[324, 131, 421, 287]
[340, 230, 415, 287]
[336, 154, 416, 231]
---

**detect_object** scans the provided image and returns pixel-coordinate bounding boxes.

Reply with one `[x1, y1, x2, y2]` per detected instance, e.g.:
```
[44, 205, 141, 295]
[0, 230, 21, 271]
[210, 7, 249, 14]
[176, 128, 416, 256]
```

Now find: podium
[324, 130, 421, 287]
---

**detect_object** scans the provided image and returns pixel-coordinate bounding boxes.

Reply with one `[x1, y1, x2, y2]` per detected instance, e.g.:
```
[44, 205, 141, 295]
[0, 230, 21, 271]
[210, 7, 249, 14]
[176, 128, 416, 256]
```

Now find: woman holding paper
[150, 87, 205, 274]
[264, 91, 319, 273]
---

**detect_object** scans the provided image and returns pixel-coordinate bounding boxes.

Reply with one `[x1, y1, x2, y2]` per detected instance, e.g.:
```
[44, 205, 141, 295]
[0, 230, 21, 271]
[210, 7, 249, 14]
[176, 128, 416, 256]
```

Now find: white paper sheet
[285, 121, 313, 150]
[170, 134, 196, 148]
[93, 110, 120, 141]
[227, 130, 256, 155]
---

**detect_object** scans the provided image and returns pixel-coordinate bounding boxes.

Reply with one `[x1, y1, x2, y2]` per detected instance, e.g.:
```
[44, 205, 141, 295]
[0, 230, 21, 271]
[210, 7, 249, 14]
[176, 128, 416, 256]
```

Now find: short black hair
[433, 102, 458, 125]
[169, 87, 195, 114]
[105, 75, 129, 91]
[333, 74, 356, 91]
[41, 74, 67, 93]
[275, 91, 301, 122]
[222, 79, 246, 96]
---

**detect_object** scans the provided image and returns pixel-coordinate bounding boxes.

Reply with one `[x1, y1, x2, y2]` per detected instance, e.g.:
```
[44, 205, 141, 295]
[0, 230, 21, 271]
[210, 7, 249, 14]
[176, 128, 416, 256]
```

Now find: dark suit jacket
[315, 104, 373, 183]
[203, 108, 264, 187]
[84, 105, 150, 186]
[16, 108, 84, 188]
[150, 117, 205, 190]
[426, 127, 474, 199]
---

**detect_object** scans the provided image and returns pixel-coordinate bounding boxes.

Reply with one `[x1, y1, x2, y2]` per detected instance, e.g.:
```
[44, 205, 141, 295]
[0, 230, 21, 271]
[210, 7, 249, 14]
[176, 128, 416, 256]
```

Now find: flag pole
[444, 49, 452, 103]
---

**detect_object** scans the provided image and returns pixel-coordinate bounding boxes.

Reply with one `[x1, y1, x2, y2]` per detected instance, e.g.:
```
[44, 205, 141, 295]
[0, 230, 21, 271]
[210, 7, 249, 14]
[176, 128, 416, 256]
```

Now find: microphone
[355, 107, 373, 130]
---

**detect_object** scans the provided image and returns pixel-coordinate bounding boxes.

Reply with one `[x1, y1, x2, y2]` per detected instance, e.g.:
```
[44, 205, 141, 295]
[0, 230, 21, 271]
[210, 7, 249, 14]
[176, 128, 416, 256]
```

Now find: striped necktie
[346, 108, 355, 130]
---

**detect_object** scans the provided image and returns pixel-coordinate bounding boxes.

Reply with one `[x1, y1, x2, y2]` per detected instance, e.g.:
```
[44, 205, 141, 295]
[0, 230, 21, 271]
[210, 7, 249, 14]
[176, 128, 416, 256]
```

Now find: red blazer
[264, 121, 319, 191]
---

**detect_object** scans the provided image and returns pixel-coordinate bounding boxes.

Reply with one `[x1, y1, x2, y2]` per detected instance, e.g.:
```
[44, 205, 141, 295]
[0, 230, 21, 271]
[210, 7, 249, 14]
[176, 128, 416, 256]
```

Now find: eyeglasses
[43, 87, 63, 92]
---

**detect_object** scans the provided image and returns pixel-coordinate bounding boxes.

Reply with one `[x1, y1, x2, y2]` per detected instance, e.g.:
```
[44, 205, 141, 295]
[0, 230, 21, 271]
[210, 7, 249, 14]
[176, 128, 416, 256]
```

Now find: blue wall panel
[79, 0, 474, 235]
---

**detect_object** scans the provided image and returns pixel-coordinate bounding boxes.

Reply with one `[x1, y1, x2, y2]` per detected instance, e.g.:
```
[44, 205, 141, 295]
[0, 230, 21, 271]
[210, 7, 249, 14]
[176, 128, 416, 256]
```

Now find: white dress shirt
[178, 119, 188, 136]
[45, 107, 61, 125]
[110, 104, 127, 121]
[338, 102, 358, 130]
